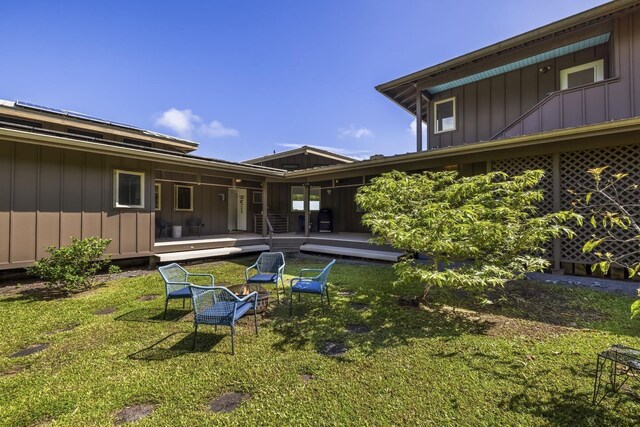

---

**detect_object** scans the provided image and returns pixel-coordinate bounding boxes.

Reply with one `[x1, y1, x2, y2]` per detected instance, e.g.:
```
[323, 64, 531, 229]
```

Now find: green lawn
[1, 256, 640, 426]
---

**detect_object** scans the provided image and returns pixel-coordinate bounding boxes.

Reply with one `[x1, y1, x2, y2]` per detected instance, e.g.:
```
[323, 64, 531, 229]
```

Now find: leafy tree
[572, 166, 640, 318]
[356, 170, 580, 301]
[27, 237, 120, 292]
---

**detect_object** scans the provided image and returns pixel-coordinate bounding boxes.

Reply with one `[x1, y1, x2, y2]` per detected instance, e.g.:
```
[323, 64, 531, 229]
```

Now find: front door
[227, 188, 247, 231]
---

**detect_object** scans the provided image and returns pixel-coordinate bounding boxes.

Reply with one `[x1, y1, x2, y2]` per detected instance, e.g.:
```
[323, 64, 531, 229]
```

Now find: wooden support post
[552, 152, 563, 274]
[416, 88, 423, 152]
[304, 184, 310, 238]
[261, 181, 268, 237]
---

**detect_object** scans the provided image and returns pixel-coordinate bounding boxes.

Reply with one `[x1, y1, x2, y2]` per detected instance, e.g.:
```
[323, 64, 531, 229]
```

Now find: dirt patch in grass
[209, 392, 250, 413]
[337, 290, 356, 297]
[94, 307, 118, 316]
[346, 324, 371, 334]
[45, 325, 78, 335]
[138, 294, 160, 302]
[114, 404, 156, 425]
[350, 302, 369, 311]
[300, 373, 314, 383]
[1, 365, 27, 377]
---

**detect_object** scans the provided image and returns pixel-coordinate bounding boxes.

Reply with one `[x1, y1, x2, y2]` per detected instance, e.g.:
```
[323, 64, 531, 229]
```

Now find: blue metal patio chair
[245, 252, 285, 302]
[189, 285, 258, 354]
[289, 259, 336, 315]
[158, 263, 214, 319]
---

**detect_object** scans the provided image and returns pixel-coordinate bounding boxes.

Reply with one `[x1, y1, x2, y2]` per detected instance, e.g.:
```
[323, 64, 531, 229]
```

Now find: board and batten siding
[0, 141, 154, 269]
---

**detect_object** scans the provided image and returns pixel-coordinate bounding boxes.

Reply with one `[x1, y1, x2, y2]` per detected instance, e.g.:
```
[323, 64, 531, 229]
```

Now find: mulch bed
[209, 392, 251, 413]
[114, 404, 156, 425]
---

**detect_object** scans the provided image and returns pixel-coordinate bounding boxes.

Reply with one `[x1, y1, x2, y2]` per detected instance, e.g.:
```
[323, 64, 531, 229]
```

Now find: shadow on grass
[115, 308, 191, 323]
[128, 332, 225, 360]
[427, 280, 640, 337]
[268, 289, 490, 357]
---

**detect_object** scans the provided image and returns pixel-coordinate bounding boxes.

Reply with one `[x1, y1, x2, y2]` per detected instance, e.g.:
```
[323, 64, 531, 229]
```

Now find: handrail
[265, 215, 274, 251]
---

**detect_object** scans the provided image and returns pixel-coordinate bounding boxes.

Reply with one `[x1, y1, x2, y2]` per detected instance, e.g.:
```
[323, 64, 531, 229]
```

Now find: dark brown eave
[376, 0, 640, 116]
[285, 117, 640, 180]
[0, 126, 285, 178]
[244, 145, 356, 164]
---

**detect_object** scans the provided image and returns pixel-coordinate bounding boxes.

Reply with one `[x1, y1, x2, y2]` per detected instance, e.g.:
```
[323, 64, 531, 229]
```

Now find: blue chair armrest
[245, 263, 259, 281]
[298, 269, 323, 279]
[187, 273, 215, 286]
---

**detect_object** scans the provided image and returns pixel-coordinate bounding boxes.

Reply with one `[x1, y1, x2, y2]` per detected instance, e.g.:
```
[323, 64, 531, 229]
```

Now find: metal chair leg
[192, 324, 198, 350]
[254, 310, 258, 335]
[289, 291, 294, 316]
[275, 281, 280, 303]
[182, 299, 185, 309]
[164, 299, 169, 319]
[231, 325, 235, 355]
[326, 287, 330, 307]
[320, 294, 325, 313]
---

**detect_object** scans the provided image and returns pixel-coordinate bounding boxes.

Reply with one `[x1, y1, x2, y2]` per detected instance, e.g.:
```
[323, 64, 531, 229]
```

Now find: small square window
[560, 59, 604, 90]
[174, 185, 193, 211]
[434, 97, 456, 133]
[253, 191, 262, 204]
[114, 170, 144, 208]
[154, 183, 161, 211]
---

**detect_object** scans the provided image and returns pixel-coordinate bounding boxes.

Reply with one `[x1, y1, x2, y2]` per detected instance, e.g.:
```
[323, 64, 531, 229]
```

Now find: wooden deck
[152, 232, 402, 263]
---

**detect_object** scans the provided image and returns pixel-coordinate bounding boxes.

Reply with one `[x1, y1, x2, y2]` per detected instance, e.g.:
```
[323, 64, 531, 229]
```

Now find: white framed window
[154, 183, 161, 211]
[174, 185, 193, 211]
[560, 59, 604, 90]
[291, 186, 320, 212]
[113, 169, 144, 209]
[433, 97, 456, 134]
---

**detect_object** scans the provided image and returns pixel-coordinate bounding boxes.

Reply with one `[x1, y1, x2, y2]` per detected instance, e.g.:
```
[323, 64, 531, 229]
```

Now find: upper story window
[68, 127, 103, 139]
[434, 97, 456, 134]
[560, 59, 604, 90]
[114, 169, 144, 208]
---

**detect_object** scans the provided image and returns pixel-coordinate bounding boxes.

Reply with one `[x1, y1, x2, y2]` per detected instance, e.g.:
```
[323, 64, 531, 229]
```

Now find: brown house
[2, 1, 640, 275]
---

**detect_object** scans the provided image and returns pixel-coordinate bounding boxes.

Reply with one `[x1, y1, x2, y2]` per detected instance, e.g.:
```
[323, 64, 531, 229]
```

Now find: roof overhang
[244, 145, 356, 164]
[0, 127, 285, 178]
[376, 0, 639, 117]
[286, 117, 640, 180]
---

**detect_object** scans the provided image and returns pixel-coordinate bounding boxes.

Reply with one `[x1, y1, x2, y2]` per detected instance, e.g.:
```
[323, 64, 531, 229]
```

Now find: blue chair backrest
[257, 252, 285, 274]
[316, 259, 336, 285]
[159, 263, 188, 284]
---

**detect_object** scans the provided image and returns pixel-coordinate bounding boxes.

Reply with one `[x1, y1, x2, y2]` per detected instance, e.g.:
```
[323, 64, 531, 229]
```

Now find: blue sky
[1, 0, 607, 161]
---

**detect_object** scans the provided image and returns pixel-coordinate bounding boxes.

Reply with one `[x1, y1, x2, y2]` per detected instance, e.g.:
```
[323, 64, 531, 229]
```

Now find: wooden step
[155, 244, 269, 263]
[300, 244, 402, 262]
[154, 237, 266, 254]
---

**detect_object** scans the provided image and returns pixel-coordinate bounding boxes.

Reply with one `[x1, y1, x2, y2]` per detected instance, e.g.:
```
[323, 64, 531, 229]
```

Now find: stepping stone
[300, 373, 314, 383]
[209, 392, 250, 413]
[319, 341, 348, 357]
[114, 404, 156, 425]
[338, 290, 356, 296]
[9, 344, 48, 358]
[94, 307, 117, 315]
[138, 294, 160, 301]
[45, 325, 77, 335]
[350, 302, 369, 311]
[346, 324, 371, 334]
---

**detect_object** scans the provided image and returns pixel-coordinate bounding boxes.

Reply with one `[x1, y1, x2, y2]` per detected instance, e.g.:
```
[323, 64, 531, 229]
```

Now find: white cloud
[277, 143, 371, 160]
[155, 107, 239, 139]
[200, 120, 239, 138]
[409, 118, 427, 136]
[338, 125, 374, 139]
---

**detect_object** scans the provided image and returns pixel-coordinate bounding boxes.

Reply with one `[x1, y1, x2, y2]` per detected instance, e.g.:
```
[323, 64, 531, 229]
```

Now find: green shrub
[27, 237, 119, 292]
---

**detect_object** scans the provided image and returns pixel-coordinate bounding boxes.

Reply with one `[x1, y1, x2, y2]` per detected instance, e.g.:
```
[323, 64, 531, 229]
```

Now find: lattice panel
[493, 154, 554, 258]
[493, 154, 554, 215]
[560, 144, 640, 264]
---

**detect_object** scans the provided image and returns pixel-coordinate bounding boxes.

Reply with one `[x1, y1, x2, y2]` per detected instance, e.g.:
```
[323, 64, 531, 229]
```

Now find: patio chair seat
[197, 301, 252, 324]
[167, 287, 192, 299]
[247, 273, 278, 283]
[291, 280, 323, 294]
